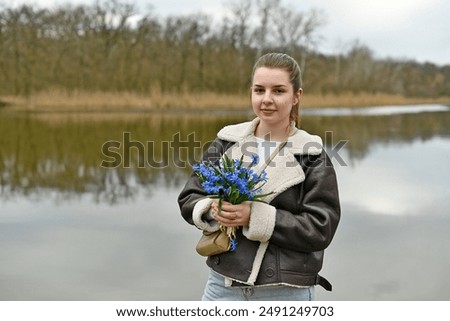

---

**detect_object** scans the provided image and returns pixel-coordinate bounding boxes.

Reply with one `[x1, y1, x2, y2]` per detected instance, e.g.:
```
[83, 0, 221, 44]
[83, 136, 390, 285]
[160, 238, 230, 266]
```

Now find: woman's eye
[253, 87, 285, 94]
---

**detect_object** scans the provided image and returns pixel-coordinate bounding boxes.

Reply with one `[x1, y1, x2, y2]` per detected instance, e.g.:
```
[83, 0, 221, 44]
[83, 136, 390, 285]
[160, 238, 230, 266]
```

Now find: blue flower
[201, 181, 221, 194]
[251, 154, 259, 165]
[230, 238, 238, 251]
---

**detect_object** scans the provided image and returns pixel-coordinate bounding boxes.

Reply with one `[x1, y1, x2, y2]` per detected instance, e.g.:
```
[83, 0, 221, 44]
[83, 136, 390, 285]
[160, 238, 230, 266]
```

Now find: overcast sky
[7, 0, 450, 66]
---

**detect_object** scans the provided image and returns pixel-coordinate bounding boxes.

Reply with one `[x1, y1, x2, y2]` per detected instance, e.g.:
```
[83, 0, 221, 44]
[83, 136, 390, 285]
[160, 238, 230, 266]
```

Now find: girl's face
[251, 67, 300, 129]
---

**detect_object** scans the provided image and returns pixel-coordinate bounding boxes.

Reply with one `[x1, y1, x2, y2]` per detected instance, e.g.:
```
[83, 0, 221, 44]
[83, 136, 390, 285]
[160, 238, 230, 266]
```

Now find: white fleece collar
[218, 117, 323, 204]
[217, 117, 323, 156]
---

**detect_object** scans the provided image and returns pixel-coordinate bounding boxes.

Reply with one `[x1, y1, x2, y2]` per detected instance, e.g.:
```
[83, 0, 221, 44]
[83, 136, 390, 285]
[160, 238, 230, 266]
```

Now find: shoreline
[1, 91, 449, 113]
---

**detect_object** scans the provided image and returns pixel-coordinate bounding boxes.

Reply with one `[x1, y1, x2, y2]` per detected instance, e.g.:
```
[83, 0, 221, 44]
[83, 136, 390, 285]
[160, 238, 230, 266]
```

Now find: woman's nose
[262, 91, 273, 104]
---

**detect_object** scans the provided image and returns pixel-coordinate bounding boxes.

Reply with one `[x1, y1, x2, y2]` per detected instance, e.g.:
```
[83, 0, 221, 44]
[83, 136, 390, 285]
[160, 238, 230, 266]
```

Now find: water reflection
[0, 106, 449, 300]
[302, 103, 449, 116]
[334, 136, 449, 216]
[0, 187, 209, 300]
[1, 107, 448, 202]
[0, 113, 245, 203]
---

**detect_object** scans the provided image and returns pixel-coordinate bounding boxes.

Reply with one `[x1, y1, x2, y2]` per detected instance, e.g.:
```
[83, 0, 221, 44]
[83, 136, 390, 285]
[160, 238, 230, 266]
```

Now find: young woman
[178, 53, 340, 301]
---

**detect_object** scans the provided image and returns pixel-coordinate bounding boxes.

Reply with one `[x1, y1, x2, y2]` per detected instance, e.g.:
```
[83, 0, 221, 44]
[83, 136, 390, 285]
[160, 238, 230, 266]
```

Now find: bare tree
[254, 0, 281, 58]
[226, 0, 253, 51]
[271, 8, 325, 72]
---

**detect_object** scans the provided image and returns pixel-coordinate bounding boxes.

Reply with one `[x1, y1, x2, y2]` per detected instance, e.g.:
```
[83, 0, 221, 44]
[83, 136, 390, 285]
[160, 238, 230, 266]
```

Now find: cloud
[335, 136, 449, 216]
[307, 0, 450, 64]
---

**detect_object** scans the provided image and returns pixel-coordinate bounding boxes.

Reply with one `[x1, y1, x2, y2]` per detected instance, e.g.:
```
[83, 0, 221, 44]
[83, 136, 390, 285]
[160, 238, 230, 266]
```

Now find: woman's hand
[211, 200, 251, 227]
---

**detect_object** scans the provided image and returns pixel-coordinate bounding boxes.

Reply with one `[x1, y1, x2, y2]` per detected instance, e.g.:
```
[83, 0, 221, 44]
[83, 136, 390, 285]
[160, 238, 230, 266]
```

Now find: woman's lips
[261, 109, 276, 114]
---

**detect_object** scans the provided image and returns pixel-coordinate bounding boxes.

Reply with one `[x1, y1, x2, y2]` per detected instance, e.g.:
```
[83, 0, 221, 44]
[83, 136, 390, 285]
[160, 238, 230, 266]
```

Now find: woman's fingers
[211, 201, 251, 227]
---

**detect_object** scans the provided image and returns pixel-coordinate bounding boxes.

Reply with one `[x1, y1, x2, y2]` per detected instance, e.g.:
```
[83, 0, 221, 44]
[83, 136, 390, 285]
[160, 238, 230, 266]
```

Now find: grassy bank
[1, 90, 450, 112]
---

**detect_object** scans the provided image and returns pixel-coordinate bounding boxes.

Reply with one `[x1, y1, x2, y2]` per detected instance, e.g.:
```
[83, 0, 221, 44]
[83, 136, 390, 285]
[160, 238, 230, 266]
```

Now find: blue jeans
[202, 269, 315, 301]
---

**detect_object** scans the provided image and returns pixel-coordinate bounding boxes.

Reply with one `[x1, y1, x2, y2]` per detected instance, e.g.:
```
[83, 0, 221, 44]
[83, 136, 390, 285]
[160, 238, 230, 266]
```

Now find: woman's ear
[293, 88, 303, 105]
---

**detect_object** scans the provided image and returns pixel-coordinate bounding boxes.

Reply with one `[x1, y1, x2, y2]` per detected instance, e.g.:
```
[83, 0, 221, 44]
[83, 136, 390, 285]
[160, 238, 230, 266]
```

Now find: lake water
[0, 105, 449, 300]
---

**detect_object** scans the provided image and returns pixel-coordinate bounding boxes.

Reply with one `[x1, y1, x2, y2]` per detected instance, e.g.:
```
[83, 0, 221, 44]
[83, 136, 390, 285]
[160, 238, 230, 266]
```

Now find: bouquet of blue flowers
[193, 153, 271, 251]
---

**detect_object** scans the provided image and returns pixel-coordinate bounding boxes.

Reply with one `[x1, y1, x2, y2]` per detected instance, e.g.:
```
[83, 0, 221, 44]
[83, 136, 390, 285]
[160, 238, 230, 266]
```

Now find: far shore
[1, 91, 449, 113]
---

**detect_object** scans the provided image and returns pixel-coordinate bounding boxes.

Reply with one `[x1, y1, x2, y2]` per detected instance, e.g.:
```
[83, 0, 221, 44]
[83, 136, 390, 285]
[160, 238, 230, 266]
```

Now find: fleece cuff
[192, 198, 219, 232]
[243, 202, 276, 242]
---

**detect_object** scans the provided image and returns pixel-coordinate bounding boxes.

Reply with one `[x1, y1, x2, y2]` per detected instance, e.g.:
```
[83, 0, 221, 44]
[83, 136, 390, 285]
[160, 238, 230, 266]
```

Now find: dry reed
[1, 89, 449, 112]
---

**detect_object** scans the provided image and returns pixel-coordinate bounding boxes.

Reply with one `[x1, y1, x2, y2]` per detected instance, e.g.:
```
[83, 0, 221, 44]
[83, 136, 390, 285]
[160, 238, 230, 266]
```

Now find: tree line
[0, 0, 449, 98]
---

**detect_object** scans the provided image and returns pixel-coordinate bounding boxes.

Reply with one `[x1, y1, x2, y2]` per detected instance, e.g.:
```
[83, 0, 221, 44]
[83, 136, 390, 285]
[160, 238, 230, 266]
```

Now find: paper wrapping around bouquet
[196, 229, 231, 257]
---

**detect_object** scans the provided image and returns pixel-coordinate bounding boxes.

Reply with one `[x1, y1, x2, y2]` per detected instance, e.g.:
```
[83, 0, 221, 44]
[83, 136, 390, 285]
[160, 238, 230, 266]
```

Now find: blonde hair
[251, 53, 302, 127]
